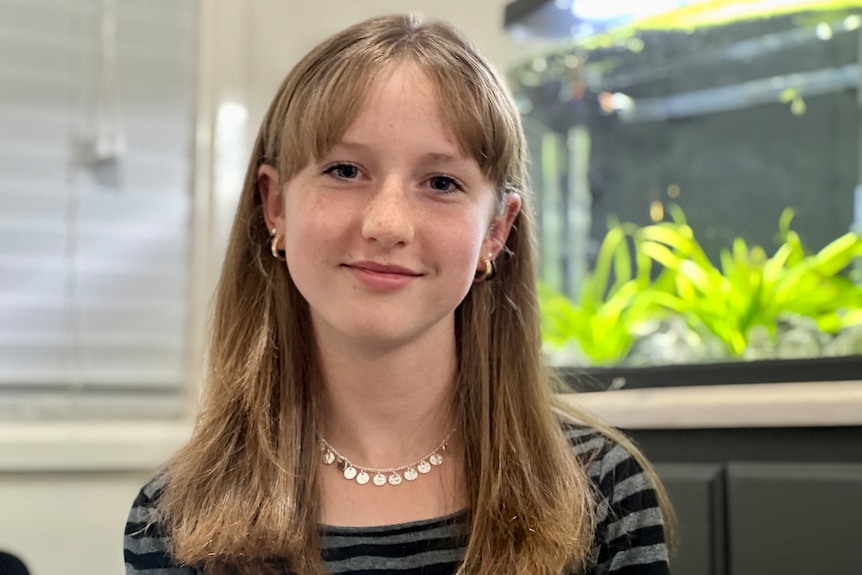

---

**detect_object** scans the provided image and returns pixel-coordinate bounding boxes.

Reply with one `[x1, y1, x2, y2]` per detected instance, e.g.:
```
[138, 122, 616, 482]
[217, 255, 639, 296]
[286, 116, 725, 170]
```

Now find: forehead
[339, 65, 463, 156]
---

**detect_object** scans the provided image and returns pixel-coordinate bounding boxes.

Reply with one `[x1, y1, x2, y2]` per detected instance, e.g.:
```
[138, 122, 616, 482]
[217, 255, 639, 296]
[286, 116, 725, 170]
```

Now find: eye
[428, 175, 463, 194]
[323, 163, 360, 180]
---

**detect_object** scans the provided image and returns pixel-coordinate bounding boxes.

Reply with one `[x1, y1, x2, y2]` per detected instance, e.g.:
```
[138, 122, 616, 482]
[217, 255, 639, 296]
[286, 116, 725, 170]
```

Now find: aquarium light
[570, 0, 707, 25]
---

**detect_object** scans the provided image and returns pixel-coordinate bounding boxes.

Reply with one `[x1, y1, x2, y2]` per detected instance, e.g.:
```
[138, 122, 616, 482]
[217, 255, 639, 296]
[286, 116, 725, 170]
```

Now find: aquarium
[505, 0, 862, 386]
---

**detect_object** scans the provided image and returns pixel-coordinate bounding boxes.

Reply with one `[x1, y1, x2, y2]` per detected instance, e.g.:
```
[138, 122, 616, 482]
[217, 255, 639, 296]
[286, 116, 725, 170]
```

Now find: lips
[348, 261, 421, 275]
[345, 261, 422, 290]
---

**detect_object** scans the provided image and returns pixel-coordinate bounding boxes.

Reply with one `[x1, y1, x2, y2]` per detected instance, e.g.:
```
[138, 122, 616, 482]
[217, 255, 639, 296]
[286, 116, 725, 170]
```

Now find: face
[261, 64, 520, 351]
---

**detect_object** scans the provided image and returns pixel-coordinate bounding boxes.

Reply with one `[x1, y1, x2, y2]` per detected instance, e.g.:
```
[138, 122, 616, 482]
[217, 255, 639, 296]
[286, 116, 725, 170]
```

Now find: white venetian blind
[0, 0, 197, 417]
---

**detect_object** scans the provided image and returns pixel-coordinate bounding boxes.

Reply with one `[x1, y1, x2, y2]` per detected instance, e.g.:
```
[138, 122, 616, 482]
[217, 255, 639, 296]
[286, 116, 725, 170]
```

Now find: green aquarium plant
[635, 206, 862, 357]
[539, 219, 675, 365]
[540, 205, 862, 366]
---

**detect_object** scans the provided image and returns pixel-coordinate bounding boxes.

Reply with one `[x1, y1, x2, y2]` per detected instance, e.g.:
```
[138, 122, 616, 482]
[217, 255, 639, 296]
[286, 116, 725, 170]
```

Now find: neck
[314, 324, 458, 467]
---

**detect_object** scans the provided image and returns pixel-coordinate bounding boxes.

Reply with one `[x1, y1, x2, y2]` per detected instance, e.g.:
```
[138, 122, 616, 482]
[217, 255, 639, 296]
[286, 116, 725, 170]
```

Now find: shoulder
[124, 472, 198, 574]
[561, 421, 670, 575]
[561, 422, 647, 490]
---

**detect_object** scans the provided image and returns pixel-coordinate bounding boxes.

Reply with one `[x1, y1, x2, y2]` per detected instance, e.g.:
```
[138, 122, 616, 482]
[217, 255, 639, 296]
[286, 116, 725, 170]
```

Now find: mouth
[344, 261, 422, 291]
[346, 261, 422, 276]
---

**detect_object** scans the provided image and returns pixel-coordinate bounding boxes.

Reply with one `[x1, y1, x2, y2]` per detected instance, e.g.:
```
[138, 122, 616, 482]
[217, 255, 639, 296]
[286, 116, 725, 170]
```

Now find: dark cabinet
[630, 427, 862, 575]
[726, 462, 862, 575]
[655, 464, 725, 575]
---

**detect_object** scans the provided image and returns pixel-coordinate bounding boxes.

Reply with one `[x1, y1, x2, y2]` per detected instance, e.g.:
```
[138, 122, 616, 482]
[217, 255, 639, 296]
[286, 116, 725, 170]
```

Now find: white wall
[0, 2, 512, 574]
[0, 471, 155, 574]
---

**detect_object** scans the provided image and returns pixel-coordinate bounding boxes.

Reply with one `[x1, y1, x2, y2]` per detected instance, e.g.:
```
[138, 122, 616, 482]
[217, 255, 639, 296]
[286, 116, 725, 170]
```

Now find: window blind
[0, 0, 197, 417]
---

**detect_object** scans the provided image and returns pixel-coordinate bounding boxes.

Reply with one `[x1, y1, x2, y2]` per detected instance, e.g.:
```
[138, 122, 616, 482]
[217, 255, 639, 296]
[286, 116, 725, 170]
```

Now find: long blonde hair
[159, 13, 673, 575]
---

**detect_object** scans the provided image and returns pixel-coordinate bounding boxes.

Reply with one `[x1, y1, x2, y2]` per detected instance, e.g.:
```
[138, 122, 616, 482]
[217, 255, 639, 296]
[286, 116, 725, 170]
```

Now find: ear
[258, 164, 285, 236]
[480, 192, 522, 263]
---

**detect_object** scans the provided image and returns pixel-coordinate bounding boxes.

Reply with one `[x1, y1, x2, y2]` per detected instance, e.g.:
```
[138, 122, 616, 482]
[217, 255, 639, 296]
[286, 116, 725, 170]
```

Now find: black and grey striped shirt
[125, 423, 669, 575]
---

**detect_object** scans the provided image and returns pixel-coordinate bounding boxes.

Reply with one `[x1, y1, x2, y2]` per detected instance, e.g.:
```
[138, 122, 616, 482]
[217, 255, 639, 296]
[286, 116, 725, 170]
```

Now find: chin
[323, 313, 455, 352]
[345, 324, 426, 349]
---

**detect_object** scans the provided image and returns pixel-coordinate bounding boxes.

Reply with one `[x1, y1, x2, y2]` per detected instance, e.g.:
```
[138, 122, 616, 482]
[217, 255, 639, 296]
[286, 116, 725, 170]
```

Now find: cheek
[282, 199, 324, 272]
[284, 195, 338, 243]
[445, 210, 492, 265]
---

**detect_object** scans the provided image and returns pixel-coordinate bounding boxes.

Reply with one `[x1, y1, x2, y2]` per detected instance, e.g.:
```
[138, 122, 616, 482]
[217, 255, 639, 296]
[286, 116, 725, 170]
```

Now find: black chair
[0, 551, 30, 575]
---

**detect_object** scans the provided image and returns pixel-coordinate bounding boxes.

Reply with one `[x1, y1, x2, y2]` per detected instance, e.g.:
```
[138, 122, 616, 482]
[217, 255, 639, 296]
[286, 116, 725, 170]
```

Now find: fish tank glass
[504, 0, 862, 387]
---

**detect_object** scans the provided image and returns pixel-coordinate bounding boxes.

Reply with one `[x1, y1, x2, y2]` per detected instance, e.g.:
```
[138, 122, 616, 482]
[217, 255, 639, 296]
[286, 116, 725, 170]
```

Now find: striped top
[125, 423, 669, 575]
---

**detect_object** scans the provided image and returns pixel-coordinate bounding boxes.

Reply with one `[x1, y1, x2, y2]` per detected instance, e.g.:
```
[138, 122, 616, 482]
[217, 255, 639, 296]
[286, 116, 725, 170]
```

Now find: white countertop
[2, 381, 860, 472]
[563, 380, 862, 429]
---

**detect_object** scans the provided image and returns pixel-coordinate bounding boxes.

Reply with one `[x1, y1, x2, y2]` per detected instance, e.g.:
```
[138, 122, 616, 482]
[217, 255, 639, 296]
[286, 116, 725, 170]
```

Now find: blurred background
[0, 1, 860, 574]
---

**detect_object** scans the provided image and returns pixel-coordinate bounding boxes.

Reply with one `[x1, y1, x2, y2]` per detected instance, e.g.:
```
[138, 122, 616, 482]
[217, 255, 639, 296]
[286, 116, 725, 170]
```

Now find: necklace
[318, 430, 454, 487]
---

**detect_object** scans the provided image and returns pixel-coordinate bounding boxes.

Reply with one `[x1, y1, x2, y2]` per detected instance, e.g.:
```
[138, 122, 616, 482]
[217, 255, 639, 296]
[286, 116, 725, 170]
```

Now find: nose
[361, 177, 415, 247]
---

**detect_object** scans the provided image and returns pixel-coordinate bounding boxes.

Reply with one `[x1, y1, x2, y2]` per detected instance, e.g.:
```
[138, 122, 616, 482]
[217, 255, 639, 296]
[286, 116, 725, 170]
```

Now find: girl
[125, 13, 673, 575]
